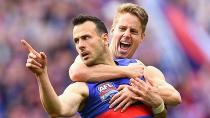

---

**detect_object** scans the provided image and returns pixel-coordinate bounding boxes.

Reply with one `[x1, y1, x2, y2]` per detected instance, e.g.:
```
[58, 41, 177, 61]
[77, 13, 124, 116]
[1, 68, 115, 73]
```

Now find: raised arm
[69, 56, 144, 82]
[144, 66, 182, 106]
[21, 40, 87, 117]
[37, 72, 87, 117]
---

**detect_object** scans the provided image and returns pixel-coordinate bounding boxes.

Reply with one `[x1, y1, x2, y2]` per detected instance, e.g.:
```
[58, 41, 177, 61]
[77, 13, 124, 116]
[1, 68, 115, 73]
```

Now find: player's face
[110, 13, 144, 58]
[73, 21, 105, 66]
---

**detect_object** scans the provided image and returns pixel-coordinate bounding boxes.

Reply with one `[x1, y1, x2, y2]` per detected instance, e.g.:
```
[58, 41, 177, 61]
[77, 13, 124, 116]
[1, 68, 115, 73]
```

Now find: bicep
[58, 83, 88, 116]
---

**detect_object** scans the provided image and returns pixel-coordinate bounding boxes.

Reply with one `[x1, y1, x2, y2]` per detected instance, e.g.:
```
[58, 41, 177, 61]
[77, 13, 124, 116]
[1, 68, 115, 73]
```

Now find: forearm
[86, 65, 128, 81]
[70, 64, 127, 82]
[144, 66, 181, 106]
[36, 72, 63, 116]
[158, 85, 181, 106]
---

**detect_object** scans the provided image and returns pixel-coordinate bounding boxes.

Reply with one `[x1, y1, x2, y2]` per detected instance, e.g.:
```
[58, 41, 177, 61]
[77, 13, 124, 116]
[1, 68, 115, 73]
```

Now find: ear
[102, 33, 109, 46]
[110, 25, 115, 34]
[140, 33, 145, 43]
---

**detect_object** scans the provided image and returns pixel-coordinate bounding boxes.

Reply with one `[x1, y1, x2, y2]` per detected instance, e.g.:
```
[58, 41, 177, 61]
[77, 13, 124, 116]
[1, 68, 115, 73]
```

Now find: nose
[123, 29, 131, 38]
[78, 40, 85, 51]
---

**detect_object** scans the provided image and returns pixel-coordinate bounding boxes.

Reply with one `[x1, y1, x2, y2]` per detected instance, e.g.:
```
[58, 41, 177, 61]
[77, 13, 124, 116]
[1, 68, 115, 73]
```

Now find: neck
[97, 47, 116, 66]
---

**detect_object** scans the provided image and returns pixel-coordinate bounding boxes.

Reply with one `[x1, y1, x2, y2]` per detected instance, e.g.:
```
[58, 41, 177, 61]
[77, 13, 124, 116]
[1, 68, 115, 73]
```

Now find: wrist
[35, 69, 48, 78]
[119, 66, 129, 77]
[152, 101, 165, 114]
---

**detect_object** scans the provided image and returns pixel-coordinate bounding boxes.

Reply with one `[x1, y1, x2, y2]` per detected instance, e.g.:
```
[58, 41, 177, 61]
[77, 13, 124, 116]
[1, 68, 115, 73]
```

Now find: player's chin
[84, 59, 94, 66]
[117, 53, 129, 59]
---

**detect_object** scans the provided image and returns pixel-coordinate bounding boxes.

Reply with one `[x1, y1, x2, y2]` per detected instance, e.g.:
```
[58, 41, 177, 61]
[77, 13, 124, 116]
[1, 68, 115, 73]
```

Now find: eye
[130, 29, 139, 35]
[74, 38, 79, 44]
[81, 35, 91, 40]
[119, 26, 126, 32]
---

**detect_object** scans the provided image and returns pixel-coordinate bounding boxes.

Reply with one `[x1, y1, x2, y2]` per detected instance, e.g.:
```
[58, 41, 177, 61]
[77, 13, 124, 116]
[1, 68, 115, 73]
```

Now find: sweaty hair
[113, 3, 148, 33]
[72, 15, 108, 35]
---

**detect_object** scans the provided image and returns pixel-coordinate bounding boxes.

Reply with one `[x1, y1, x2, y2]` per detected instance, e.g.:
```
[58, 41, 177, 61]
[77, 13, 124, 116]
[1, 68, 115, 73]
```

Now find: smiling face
[73, 21, 106, 66]
[109, 13, 145, 59]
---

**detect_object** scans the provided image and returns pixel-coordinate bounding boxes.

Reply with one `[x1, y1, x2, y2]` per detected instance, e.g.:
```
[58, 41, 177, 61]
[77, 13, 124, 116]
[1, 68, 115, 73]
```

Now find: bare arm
[36, 72, 87, 117]
[69, 56, 144, 82]
[144, 66, 182, 106]
[21, 40, 87, 117]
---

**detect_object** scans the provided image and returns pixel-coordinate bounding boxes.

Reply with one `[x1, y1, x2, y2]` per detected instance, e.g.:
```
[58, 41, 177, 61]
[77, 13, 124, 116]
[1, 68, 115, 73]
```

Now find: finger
[131, 96, 144, 102]
[130, 79, 145, 90]
[28, 53, 37, 59]
[121, 101, 132, 112]
[145, 78, 155, 87]
[130, 78, 135, 86]
[21, 40, 39, 55]
[109, 92, 121, 105]
[109, 95, 124, 109]
[114, 98, 128, 112]
[128, 86, 143, 96]
[27, 58, 42, 67]
[117, 85, 127, 91]
[132, 78, 146, 89]
[40, 52, 46, 59]
[26, 63, 41, 69]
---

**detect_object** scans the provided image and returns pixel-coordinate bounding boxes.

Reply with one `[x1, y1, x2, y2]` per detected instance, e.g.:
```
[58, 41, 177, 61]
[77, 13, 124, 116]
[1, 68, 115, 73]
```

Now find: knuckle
[27, 59, 30, 62]
[125, 94, 130, 98]
[26, 63, 31, 67]
[29, 53, 33, 57]
[121, 94, 126, 98]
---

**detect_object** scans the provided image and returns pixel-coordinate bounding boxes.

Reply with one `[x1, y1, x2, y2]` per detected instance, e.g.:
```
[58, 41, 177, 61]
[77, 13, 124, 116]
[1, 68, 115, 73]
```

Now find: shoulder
[64, 82, 89, 97]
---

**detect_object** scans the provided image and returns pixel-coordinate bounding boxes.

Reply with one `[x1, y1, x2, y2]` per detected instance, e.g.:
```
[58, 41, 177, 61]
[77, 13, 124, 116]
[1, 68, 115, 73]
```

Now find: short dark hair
[72, 15, 108, 35]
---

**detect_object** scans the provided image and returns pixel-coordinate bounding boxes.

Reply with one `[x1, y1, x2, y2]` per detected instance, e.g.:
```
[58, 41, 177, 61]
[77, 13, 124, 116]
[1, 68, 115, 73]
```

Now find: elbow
[70, 70, 81, 82]
[49, 112, 75, 118]
[163, 90, 182, 106]
[46, 109, 61, 117]
[49, 113, 74, 118]
[48, 107, 75, 117]
[70, 69, 87, 82]
[170, 92, 182, 106]
[49, 113, 60, 118]
[175, 92, 182, 105]
[44, 107, 64, 117]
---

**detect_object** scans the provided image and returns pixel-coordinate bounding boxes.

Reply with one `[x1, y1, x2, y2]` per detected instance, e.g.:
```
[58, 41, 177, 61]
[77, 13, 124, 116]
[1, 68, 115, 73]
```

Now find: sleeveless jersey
[79, 58, 153, 118]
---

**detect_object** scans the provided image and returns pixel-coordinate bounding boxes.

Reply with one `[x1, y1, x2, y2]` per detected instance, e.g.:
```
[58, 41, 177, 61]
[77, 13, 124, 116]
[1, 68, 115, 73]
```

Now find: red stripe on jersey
[96, 105, 152, 118]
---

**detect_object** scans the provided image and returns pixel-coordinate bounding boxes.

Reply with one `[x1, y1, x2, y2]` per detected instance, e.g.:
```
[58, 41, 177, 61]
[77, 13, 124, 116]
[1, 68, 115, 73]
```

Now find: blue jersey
[79, 58, 153, 118]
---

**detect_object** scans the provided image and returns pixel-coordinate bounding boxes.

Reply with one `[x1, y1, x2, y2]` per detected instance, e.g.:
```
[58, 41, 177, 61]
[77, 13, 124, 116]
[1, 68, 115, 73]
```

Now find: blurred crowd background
[0, 0, 210, 118]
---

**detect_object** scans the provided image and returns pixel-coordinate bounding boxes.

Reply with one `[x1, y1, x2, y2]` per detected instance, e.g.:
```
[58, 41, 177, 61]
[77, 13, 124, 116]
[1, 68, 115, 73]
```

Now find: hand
[123, 63, 145, 79]
[109, 85, 137, 112]
[128, 78, 163, 108]
[21, 40, 47, 76]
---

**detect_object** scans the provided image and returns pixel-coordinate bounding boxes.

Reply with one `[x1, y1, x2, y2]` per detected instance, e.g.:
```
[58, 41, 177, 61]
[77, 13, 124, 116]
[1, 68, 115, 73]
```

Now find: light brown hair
[113, 3, 148, 33]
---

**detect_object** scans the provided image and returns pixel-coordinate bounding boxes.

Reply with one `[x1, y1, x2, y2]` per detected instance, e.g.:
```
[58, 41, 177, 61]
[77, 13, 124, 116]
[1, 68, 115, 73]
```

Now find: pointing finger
[21, 39, 39, 55]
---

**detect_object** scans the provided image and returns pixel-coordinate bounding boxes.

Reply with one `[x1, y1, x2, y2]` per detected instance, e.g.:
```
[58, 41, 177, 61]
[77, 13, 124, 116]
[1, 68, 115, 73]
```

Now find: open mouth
[120, 41, 131, 50]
